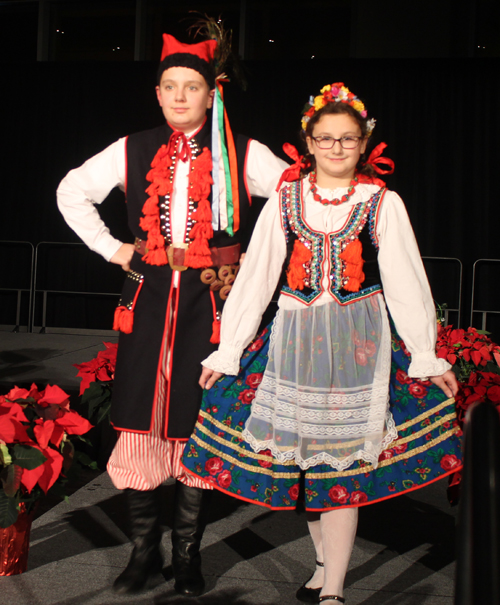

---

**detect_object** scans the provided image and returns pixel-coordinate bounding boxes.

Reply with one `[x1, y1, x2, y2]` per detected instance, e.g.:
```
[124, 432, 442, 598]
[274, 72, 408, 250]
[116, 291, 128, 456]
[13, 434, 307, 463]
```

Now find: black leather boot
[171, 480, 211, 597]
[113, 488, 163, 594]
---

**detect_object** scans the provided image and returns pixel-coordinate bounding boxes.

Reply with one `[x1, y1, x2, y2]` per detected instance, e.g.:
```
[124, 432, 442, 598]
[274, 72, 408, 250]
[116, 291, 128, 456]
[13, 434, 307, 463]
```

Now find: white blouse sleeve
[377, 191, 451, 378]
[245, 140, 289, 199]
[56, 138, 127, 262]
[203, 190, 287, 374]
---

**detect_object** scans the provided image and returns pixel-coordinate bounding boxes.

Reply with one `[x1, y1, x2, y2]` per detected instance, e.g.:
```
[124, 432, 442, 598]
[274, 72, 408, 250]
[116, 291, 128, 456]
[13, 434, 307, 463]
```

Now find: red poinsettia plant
[74, 342, 117, 424]
[0, 384, 93, 529]
[436, 322, 500, 424]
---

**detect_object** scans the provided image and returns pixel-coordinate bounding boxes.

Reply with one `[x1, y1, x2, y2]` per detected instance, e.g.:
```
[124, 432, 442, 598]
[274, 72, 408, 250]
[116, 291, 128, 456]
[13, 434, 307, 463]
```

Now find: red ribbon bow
[275, 143, 311, 191]
[166, 130, 189, 162]
[358, 142, 395, 187]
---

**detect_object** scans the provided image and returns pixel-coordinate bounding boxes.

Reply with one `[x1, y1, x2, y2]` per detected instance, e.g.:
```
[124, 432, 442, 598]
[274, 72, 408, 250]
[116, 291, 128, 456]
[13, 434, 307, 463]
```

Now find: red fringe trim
[140, 144, 173, 267]
[340, 239, 365, 293]
[139, 141, 214, 270]
[287, 240, 313, 291]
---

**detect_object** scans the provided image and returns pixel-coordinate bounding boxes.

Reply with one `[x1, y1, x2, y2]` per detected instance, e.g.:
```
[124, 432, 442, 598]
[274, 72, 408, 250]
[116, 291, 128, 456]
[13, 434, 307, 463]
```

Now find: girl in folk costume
[181, 83, 463, 604]
[57, 22, 287, 597]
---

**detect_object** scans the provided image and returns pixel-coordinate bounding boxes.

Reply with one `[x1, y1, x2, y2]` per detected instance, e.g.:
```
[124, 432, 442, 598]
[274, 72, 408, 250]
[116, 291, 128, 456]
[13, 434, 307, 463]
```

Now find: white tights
[305, 507, 359, 601]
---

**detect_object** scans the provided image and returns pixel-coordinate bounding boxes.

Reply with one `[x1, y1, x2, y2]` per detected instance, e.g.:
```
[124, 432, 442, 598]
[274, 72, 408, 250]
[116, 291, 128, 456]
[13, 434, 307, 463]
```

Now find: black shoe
[113, 488, 163, 594]
[171, 481, 212, 597]
[296, 560, 324, 603]
[319, 597, 345, 603]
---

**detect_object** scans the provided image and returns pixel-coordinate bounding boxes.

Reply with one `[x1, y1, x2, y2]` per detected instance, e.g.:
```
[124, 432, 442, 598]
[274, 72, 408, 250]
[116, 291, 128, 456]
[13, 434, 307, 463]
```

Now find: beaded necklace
[309, 171, 358, 206]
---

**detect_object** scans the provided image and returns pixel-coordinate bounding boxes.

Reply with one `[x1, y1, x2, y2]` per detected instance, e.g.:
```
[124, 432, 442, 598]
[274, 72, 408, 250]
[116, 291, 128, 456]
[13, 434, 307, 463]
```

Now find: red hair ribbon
[160, 34, 217, 62]
[275, 143, 311, 191]
[358, 142, 395, 187]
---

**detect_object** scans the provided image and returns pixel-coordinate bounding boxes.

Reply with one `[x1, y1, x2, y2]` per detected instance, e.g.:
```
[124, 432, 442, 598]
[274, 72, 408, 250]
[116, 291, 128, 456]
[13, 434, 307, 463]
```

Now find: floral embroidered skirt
[181, 323, 463, 511]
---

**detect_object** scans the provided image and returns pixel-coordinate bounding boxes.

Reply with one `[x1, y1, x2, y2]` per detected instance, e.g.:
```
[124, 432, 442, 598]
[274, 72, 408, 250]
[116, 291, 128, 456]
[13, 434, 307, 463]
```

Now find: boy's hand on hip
[110, 243, 135, 272]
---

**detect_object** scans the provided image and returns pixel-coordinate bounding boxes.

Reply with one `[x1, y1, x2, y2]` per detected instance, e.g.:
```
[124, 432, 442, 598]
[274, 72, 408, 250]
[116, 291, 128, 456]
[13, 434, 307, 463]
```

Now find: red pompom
[113, 306, 134, 334]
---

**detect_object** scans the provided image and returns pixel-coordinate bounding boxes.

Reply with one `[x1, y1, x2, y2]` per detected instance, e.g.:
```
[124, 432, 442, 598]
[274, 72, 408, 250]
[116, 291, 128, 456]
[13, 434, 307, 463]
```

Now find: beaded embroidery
[281, 180, 325, 304]
[280, 179, 385, 305]
[158, 137, 201, 245]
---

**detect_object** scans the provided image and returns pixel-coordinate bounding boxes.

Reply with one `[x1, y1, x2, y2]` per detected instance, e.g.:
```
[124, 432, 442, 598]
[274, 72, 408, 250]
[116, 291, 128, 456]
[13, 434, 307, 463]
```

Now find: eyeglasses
[311, 135, 363, 150]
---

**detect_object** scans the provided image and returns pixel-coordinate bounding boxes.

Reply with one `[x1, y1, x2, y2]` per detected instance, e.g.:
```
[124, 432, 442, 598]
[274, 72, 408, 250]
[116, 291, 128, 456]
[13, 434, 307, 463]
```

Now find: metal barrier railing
[470, 259, 500, 331]
[32, 242, 121, 334]
[455, 399, 500, 604]
[422, 256, 463, 327]
[0, 243, 487, 335]
[0, 240, 35, 332]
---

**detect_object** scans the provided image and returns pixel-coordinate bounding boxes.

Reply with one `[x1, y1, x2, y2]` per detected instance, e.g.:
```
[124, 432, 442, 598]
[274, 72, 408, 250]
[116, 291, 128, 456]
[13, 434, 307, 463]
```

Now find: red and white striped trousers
[107, 381, 211, 490]
[107, 381, 212, 492]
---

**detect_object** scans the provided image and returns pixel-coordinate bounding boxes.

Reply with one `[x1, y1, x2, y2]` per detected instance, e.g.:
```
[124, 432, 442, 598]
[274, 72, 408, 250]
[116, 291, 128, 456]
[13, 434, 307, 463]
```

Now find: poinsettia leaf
[33, 419, 54, 449]
[81, 381, 108, 405]
[55, 409, 92, 435]
[0, 443, 12, 466]
[37, 384, 70, 407]
[74, 434, 93, 446]
[0, 489, 20, 529]
[471, 350, 483, 366]
[1, 463, 23, 497]
[485, 360, 500, 376]
[11, 444, 47, 469]
[74, 450, 98, 470]
[21, 462, 45, 493]
[61, 440, 74, 474]
[36, 404, 60, 421]
[476, 330, 491, 335]
[47, 479, 68, 501]
[38, 447, 63, 493]
[95, 400, 112, 425]
[22, 406, 38, 423]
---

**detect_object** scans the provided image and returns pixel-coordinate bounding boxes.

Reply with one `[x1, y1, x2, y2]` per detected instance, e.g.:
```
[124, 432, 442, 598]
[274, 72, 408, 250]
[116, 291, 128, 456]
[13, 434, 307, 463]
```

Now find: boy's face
[156, 66, 214, 133]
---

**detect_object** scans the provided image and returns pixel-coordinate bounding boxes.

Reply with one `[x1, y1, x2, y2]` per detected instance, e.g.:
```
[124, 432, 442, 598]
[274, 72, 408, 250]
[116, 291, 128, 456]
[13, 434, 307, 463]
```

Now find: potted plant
[436, 323, 500, 424]
[74, 342, 117, 425]
[0, 383, 93, 575]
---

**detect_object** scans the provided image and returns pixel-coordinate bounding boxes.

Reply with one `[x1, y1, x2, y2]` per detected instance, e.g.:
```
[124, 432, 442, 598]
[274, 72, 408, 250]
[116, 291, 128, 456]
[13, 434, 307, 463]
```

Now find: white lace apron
[242, 294, 398, 470]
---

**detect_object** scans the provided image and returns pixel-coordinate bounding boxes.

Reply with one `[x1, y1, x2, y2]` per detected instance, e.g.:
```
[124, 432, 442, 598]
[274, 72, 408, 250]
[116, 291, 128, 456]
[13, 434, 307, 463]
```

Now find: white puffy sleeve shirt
[57, 137, 289, 261]
[203, 181, 450, 379]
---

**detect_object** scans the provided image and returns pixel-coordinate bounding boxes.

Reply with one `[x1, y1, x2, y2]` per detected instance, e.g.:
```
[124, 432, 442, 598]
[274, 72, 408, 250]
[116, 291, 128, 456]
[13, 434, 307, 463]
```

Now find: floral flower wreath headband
[275, 82, 394, 191]
[301, 82, 376, 136]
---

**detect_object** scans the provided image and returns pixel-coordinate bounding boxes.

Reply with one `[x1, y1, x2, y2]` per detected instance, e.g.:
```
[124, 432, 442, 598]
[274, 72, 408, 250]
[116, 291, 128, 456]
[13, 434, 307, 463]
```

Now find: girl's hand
[429, 370, 459, 398]
[110, 243, 135, 271]
[199, 367, 224, 390]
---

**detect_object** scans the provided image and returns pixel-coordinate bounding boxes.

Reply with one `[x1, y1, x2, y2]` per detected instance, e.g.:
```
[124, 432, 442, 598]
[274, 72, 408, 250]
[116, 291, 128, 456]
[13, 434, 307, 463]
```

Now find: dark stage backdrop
[0, 59, 498, 332]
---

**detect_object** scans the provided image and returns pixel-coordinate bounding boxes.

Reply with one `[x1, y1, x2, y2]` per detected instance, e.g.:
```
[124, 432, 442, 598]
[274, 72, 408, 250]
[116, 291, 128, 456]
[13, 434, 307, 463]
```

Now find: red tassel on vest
[287, 240, 313, 291]
[340, 239, 365, 292]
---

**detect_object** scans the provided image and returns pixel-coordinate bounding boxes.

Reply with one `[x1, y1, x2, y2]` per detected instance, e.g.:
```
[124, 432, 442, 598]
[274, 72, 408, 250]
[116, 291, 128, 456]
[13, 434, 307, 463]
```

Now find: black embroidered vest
[125, 119, 252, 249]
[280, 179, 385, 305]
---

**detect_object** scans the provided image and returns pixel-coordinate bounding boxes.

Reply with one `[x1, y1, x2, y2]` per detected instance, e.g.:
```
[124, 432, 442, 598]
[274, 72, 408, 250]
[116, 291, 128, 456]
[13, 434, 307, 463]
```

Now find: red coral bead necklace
[309, 171, 358, 206]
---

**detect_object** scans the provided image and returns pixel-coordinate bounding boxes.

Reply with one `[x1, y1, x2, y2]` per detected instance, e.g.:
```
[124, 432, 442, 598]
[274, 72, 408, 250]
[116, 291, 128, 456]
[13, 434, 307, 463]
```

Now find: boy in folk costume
[57, 26, 287, 596]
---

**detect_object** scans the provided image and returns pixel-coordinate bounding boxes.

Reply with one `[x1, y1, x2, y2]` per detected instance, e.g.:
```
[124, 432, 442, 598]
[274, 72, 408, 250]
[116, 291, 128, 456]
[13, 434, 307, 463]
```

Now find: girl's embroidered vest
[280, 179, 385, 305]
[125, 120, 251, 250]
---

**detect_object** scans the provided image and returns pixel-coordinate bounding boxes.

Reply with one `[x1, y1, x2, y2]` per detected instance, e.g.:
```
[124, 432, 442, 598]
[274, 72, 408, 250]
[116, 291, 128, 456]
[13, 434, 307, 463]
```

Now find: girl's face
[306, 113, 367, 187]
